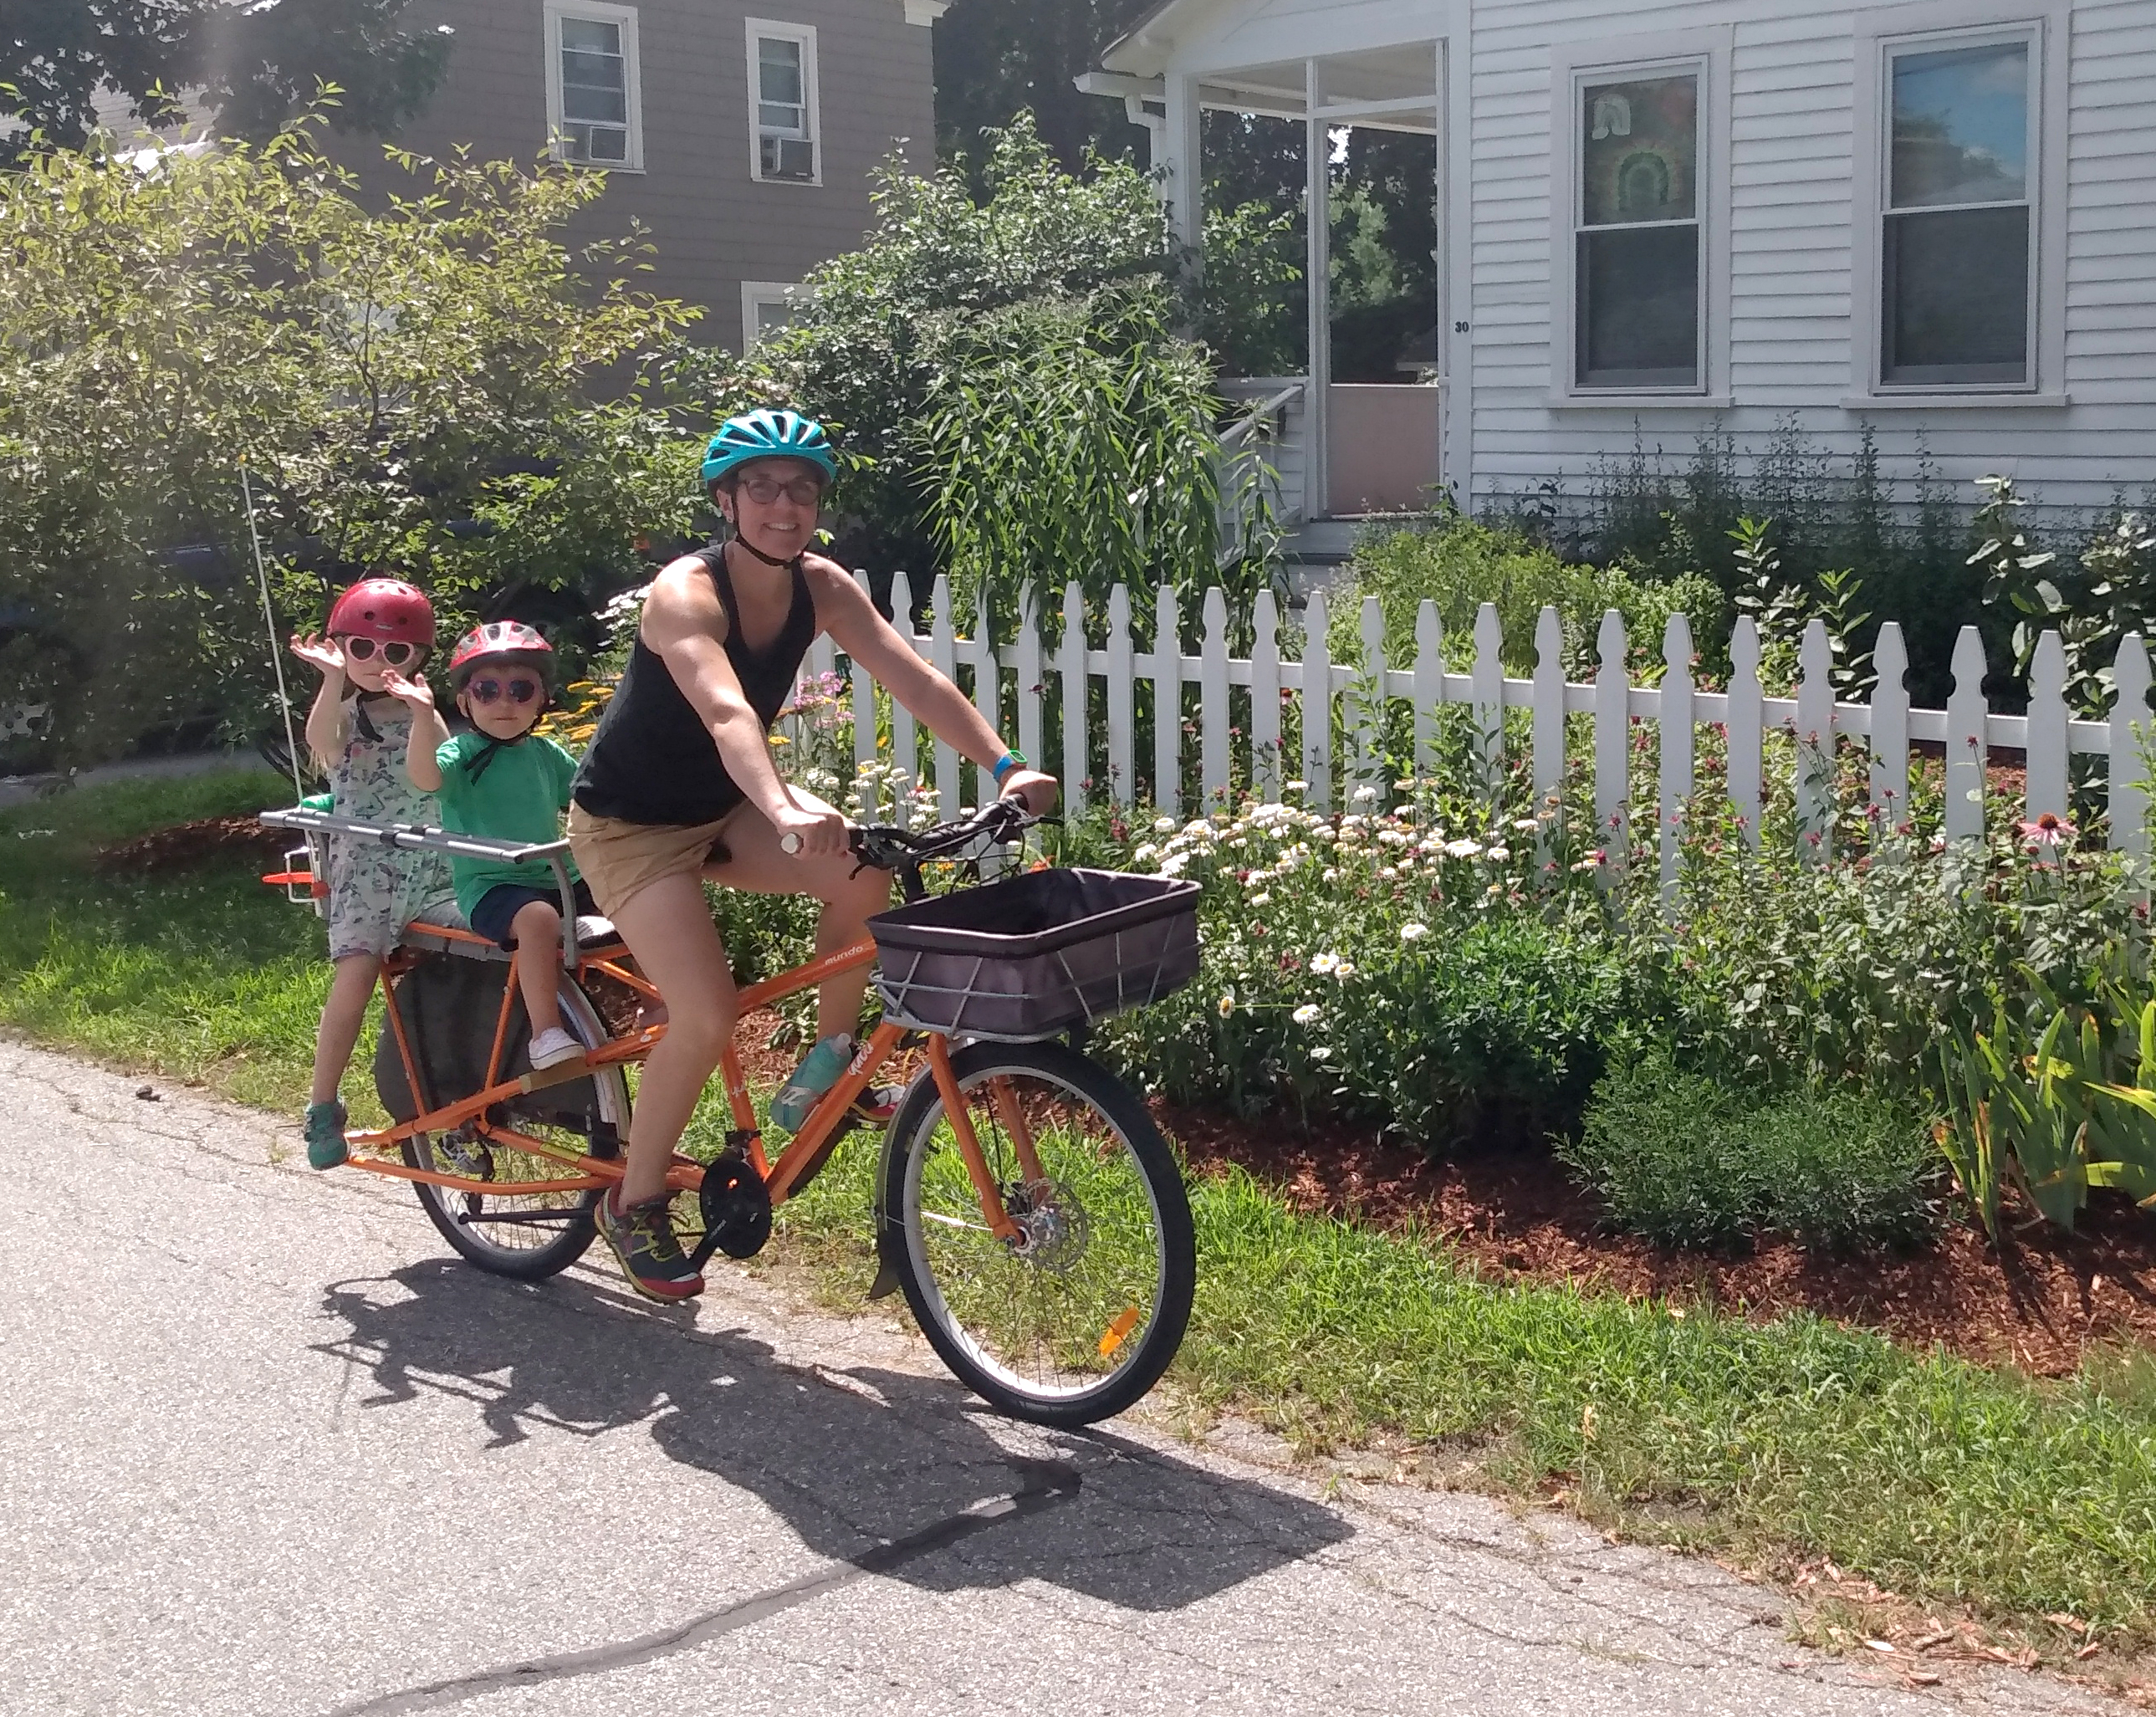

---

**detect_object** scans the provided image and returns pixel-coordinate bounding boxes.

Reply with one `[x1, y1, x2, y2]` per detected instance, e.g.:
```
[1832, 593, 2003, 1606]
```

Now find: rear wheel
[403, 980, 624, 1280]
[878, 1040, 1194, 1427]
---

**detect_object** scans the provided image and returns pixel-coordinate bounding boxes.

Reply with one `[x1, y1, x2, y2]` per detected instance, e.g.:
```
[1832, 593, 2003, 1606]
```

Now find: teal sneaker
[304, 1100, 349, 1170]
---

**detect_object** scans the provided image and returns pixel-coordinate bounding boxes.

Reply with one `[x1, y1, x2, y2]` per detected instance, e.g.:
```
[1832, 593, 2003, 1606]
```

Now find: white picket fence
[803, 572, 2155, 875]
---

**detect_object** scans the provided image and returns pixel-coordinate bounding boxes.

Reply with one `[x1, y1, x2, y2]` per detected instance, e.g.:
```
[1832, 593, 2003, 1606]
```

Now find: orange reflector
[1097, 1306, 1142, 1358]
[260, 871, 312, 886]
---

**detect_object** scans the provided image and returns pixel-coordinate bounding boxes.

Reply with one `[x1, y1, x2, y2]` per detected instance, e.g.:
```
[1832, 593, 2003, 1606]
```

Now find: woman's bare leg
[606, 870, 738, 1207]
[310, 955, 380, 1106]
[706, 788, 891, 1042]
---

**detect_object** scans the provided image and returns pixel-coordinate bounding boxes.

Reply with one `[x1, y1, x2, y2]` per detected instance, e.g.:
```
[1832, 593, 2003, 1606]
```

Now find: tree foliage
[1, 0, 451, 159]
[754, 115, 1183, 582]
[0, 118, 702, 762]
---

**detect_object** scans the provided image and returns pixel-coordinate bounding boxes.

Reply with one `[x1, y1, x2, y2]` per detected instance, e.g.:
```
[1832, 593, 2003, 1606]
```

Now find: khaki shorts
[566, 802, 741, 922]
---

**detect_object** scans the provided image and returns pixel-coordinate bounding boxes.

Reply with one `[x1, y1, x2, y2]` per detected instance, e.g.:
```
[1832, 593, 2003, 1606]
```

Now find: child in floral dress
[289, 577, 457, 1168]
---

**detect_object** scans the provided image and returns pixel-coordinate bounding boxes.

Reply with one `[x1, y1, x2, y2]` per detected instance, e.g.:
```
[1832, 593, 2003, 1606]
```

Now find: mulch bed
[95, 815, 293, 874]
[1160, 1102, 2156, 1376]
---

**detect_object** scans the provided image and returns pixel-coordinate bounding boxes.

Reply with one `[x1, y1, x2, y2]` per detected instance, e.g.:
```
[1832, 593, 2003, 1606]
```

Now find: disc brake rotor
[1002, 1178, 1091, 1274]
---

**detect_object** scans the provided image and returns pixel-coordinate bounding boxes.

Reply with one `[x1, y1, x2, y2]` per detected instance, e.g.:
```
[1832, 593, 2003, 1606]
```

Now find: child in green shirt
[402, 621, 592, 1070]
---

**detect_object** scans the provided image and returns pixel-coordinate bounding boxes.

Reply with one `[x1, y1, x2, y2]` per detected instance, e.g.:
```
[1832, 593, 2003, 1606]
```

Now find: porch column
[1305, 59, 1330, 519]
[1163, 73, 1204, 255]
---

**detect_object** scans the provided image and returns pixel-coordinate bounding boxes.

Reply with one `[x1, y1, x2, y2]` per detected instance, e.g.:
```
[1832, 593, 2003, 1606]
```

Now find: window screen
[1575, 71, 1701, 390]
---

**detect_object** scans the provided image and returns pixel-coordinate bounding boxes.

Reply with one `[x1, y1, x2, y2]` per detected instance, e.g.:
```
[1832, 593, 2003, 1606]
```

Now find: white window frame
[1548, 27, 1732, 409]
[741, 280, 804, 350]
[544, 0, 645, 173]
[746, 18, 821, 187]
[1847, 0, 2069, 407]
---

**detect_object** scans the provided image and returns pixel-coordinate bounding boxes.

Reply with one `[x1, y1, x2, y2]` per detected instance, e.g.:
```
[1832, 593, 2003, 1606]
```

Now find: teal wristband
[992, 749, 1025, 784]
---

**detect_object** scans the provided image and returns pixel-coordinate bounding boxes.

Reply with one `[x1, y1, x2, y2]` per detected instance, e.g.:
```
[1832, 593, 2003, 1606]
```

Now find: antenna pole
[241, 460, 306, 801]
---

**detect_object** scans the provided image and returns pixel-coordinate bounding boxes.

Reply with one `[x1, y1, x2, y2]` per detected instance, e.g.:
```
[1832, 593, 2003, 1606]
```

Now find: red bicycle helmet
[446, 620, 555, 692]
[327, 577, 437, 647]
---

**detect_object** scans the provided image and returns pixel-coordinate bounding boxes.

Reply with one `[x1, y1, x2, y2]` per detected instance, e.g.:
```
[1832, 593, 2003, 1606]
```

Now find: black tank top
[571, 545, 816, 826]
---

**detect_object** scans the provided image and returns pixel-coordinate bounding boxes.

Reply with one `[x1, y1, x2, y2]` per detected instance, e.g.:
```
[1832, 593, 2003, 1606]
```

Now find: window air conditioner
[760, 135, 815, 181]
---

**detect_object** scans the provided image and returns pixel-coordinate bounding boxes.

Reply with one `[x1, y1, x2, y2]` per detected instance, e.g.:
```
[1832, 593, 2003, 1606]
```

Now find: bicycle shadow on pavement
[316, 1258, 1352, 1614]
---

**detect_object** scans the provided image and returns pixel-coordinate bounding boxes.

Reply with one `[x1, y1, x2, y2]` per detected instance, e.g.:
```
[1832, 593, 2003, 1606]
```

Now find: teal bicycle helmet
[701, 409, 836, 488]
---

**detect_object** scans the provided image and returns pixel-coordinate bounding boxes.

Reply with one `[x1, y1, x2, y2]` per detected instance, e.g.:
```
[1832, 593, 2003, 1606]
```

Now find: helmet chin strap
[726, 529, 800, 570]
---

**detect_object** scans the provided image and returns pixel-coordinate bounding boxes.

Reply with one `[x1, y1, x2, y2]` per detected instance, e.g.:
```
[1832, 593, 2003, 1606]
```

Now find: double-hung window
[748, 19, 820, 184]
[1880, 32, 2035, 386]
[1572, 64, 1704, 391]
[546, 3, 642, 170]
[1852, 3, 2064, 402]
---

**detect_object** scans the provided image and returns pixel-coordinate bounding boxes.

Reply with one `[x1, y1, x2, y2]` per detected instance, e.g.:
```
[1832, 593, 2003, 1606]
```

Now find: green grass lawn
[5, 769, 2154, 1663]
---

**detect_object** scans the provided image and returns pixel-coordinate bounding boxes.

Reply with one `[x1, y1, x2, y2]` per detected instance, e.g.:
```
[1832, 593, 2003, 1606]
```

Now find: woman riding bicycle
[567, 408, 1058, 1302]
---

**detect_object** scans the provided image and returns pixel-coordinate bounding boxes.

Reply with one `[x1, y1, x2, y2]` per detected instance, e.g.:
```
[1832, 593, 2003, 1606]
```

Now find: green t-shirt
[433, 730, 582, 919]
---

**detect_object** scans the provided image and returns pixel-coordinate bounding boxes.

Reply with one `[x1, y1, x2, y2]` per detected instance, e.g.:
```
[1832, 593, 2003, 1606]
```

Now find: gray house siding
[341, 0, 932, 346]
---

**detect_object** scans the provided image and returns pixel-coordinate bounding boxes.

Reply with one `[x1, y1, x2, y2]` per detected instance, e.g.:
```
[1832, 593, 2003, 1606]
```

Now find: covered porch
[1082, 20, 1455, 537]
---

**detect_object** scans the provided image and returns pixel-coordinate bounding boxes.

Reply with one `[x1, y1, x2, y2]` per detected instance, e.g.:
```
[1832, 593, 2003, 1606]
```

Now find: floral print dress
[323, 695, 457, 961]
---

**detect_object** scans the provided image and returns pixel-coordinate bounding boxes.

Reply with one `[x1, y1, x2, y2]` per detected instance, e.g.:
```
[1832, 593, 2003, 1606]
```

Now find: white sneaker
[528, 1027, 584, 1069]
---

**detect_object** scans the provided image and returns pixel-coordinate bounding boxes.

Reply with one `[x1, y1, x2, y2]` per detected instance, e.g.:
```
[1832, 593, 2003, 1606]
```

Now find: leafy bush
[1078, 790, 1655, 1148]
[0, 116, 702, 764]
[1563, 1055, 1938, 1252]
[1329, 514, 1725, 680]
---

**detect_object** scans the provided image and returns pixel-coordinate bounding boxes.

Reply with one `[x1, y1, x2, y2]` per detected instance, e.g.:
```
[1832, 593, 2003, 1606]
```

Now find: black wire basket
[868, 866, 1201, 1041]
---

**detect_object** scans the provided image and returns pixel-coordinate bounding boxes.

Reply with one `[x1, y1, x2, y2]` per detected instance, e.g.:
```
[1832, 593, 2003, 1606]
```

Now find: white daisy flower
[1292, 1003, 1321, 1025]
[1400, 922, 1430, 943]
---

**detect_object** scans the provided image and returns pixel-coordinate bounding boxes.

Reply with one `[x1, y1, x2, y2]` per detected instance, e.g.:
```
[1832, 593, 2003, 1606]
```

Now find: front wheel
[878, 1040, 1195, 1427]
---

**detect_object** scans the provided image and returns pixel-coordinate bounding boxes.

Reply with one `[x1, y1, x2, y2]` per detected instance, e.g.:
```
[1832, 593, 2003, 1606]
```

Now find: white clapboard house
[1081, 0, 2154, 537]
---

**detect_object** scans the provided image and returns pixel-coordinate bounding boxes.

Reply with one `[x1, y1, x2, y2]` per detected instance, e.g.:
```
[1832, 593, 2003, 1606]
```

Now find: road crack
[330, 1458, 1081, 1715]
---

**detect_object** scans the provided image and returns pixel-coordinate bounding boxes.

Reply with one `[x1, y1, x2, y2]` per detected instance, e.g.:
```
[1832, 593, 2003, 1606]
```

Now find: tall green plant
[912, 289, 1224, 641]
[754, 115, 1177, 575]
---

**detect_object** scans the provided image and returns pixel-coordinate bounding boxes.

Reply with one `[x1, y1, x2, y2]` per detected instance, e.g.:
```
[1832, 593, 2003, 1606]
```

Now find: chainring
[695, 1147, 774, 1262]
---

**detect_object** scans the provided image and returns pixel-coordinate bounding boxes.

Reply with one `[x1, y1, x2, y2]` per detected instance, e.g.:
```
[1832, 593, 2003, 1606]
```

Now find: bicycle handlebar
[853, 795, 1033, 868]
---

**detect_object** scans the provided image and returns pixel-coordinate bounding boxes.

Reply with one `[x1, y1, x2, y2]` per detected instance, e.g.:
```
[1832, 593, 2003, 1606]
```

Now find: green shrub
[1329, 514, 1727, 680]
[1563, 1054, 1939, 1252]
[1081, 791, 1657, 1149]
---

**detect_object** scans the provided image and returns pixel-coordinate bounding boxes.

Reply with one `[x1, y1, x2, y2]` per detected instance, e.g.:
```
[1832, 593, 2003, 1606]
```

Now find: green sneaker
[304, 1100, 349, 1170]
[593, 1187, 704, 1301]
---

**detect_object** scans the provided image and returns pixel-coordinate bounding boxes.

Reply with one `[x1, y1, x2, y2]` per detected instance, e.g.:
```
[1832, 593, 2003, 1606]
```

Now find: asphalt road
[0, 1039, 2130, 1717]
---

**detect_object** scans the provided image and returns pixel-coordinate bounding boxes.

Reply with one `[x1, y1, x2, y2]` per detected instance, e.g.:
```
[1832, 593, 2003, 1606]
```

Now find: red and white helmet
[446, 620, 555, 692]
[326, 577, 436, 647]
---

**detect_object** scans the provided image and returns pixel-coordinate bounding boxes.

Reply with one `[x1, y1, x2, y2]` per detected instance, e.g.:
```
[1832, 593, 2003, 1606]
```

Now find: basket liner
[869, 866, 1200, 1040]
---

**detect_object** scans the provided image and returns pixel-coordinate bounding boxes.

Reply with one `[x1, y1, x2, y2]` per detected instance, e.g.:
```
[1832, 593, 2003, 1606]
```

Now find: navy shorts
[468, 878, 598, 951]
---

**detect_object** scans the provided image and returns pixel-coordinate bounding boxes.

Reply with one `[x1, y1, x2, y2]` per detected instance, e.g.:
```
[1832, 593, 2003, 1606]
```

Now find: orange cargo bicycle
[260, 797, 1198, 1426]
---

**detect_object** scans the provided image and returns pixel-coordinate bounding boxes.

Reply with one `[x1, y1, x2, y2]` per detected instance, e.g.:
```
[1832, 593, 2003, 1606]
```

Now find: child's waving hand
[291, 632, 345, 677]
[381, 667, 437, 715]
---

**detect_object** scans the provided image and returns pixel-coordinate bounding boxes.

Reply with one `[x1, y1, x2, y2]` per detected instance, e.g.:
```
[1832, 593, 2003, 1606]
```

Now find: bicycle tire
[403, 978, 623, 1280]
[877, 1040, 1195, 1427]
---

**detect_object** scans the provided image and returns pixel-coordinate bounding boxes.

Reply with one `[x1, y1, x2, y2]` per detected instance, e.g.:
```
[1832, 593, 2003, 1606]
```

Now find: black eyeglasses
[738, 473, 824, 507]
[338, 636, 422, 667]
[467, 676, 543, 707]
